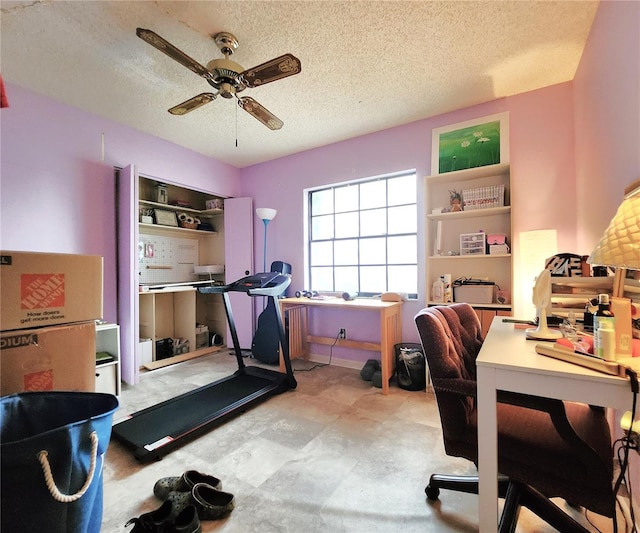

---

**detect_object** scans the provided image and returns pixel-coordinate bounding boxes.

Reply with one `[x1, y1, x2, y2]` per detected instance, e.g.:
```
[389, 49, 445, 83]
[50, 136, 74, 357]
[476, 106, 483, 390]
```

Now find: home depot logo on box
[21, 273, 65, 309]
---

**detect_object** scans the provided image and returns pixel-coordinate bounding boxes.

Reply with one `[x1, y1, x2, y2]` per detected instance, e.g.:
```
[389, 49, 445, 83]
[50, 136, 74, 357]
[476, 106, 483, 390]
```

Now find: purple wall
[573, 0, 640, 251]
[241, 85, 578, 354]
[572, 0, 640, 494]
[1, 83, 241, 323]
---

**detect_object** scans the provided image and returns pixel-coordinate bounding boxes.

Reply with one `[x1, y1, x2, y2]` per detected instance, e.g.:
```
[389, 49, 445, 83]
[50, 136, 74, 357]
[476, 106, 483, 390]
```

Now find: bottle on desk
[593, 294, 615, 359]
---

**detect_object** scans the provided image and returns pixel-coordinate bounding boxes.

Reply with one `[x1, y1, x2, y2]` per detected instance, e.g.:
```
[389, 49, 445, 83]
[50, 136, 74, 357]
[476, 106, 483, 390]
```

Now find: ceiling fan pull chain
[235, 102, 238, 148]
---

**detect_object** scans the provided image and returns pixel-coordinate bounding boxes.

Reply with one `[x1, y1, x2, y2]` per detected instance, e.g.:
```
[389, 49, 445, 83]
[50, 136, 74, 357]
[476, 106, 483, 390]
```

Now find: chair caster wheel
[425, 484, 440, 501]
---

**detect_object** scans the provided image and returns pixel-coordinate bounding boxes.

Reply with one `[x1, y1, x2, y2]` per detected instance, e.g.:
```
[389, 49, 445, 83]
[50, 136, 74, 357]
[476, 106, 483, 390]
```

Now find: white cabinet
[424, 163, 513, 314]
[95, 323, 121, 395]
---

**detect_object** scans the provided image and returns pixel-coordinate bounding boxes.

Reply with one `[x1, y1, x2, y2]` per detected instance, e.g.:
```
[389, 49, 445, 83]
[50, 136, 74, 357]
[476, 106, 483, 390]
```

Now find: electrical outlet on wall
[339, 328, 346, 339]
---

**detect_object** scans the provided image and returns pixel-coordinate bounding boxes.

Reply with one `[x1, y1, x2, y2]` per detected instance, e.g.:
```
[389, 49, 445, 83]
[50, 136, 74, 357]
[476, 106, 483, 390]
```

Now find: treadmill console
[227, 272, 280, 290]
[198, 272, 291, 297]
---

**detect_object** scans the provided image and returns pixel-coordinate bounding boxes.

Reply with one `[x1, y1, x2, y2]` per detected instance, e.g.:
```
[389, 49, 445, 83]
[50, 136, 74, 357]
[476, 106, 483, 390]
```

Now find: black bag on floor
[395, 343, 426, 391]
[1, 391, 119, 533]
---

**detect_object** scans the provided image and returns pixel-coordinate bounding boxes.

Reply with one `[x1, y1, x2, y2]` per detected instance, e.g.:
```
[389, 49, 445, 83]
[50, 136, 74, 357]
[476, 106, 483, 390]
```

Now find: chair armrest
[432, 377, 477, 398]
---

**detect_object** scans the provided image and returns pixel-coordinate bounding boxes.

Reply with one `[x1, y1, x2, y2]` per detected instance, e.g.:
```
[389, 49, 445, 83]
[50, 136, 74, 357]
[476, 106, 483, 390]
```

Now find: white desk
[476, 317, 634, 531]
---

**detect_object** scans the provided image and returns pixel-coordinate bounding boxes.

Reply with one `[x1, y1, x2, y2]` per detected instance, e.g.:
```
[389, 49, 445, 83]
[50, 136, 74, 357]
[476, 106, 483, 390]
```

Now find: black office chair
[414, 304, 616, 532]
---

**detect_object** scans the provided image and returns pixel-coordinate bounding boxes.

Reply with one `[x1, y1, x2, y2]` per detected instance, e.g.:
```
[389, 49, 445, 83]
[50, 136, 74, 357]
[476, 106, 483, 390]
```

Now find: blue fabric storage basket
[1, 391, 119, 533]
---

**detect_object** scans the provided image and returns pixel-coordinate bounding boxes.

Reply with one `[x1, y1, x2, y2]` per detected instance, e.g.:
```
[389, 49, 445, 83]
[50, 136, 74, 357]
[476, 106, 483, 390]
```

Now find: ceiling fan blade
[168, 93, 217, 115]
[136, 28, 212, 80]
[241, 54, 301, 88]
[237, 96, 283, 130]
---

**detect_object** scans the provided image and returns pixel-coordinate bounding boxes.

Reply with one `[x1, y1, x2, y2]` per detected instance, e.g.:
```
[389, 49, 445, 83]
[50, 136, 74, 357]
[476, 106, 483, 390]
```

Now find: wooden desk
[476, 317, 633, 531]
[279, 297, 403, 395]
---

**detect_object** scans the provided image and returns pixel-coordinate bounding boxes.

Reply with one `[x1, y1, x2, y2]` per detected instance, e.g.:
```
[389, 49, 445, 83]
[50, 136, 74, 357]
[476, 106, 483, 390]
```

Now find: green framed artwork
[431, 112, 509, 175]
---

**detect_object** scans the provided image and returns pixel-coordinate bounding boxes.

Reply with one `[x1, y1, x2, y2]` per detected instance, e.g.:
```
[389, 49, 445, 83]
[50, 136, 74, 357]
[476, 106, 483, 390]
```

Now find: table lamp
[256, 208, 277, 273]
[587, 180, 640, 297]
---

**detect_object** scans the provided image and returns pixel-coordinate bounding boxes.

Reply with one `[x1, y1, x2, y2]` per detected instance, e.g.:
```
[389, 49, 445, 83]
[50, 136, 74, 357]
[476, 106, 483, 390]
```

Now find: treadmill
[112, 272, 296, 462]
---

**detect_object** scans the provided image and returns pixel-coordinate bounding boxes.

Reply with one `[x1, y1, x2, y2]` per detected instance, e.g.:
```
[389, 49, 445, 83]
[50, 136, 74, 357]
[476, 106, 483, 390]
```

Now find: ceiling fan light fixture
[219, 83, 235, 99]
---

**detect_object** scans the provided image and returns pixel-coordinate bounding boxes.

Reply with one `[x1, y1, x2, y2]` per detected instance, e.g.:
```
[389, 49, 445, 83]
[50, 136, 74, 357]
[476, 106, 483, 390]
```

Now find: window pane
[335, 212, 358, 238]
[360, 237, 386, 265]
[360, 266, 387, 293]
[388, 235, 417, 264]
[335, 266, 359, 292]
[388, 265, 417, 293]
[388, 174, 416, 206]
[360, 180, 386, 209]
[360, 208, 386, 236]
[334, 239, 358, 265]
[335, 185, 358, 213]
[310, 241, 333, 266]
[308, 171, 417, 297]
[311, 266, 334, 291]
[311, 189, 333, 215]
[311, 214, 334, 240]
[388, 205, 416, 234]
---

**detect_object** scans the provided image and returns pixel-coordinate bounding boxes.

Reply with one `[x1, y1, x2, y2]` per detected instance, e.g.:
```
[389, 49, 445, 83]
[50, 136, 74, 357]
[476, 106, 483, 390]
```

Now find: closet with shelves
[424, 163, 513, 329]
[137, 176, 227, 368]
[118, 166, 254, 385]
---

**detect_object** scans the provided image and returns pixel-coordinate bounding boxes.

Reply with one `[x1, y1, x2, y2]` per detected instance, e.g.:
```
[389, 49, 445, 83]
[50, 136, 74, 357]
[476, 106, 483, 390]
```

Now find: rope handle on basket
[37, 431, 99, 503]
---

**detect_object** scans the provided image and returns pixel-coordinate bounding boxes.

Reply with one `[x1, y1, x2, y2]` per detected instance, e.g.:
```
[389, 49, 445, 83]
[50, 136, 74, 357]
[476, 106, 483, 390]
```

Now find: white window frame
[304, 170, 418, 298]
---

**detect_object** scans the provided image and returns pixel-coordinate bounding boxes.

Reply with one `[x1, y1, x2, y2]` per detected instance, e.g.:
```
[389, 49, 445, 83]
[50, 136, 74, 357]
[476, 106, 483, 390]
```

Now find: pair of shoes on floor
[153, 470, 222, 500]
[360, 359, 380, 381]
[165, 482, 235, 521]
[125, 500, 200, 533]
[155, 470, 235, 520]
[360, 359, 383, 387]
[125, 470, 235, 531]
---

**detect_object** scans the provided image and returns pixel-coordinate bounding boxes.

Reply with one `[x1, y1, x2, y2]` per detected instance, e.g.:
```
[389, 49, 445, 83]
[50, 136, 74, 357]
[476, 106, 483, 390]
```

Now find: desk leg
[279, 304, 309, 373]
[477, 365, 499, 531]
[380, 306, 402, 396]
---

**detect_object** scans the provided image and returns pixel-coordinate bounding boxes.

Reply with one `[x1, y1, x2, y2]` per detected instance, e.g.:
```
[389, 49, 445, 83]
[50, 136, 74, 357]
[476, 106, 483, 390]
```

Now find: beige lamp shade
[587, 183, 640, 270]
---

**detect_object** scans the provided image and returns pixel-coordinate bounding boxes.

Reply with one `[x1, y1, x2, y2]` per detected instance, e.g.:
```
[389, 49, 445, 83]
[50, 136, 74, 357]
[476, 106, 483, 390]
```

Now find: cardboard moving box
[1, 321, 96, 395]
[1, 251, 103, 331]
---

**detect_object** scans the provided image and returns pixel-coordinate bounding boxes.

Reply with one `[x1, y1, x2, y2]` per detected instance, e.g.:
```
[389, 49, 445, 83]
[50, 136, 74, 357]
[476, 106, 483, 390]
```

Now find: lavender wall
[573, 0, 640, 250]
[572, 0, 640, 493]
[241, 84, 578, 356]
[0, 83, 241, 323]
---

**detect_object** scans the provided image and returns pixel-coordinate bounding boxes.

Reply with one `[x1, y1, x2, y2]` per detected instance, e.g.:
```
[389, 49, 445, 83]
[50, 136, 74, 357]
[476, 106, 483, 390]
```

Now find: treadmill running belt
[114, 374, 273, 446]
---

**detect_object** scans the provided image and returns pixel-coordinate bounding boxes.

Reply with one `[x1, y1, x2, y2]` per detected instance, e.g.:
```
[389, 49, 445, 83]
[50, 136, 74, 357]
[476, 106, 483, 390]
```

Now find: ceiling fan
[136, 28, 301, 130]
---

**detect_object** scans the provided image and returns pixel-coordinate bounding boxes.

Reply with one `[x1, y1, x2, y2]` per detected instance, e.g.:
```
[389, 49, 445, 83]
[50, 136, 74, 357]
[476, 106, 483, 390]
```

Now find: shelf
[95, 323, 121, 396]
[139, 222, 217, 236]
[427, 206, 510, 220]
[424, 163, 510, 185]
[429, 254, 511, 260]
[140, 199, 223, 218]
[142, 345, 223, 371]
[424, 163, 512, 313]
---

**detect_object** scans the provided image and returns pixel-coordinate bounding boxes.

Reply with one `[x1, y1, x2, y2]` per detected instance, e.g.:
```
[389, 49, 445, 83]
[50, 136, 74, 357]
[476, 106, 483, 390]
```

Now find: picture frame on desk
[154, 209, 178, 227]
[431, 112, 510, 175]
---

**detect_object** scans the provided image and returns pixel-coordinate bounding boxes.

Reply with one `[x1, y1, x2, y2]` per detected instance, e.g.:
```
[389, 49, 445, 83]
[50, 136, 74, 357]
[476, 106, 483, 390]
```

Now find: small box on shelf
[460, 233, 486, 255]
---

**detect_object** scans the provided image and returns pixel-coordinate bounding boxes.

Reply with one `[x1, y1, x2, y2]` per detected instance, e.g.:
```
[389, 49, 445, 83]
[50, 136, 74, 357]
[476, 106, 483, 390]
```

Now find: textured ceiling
[1, 0, 599, 168]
